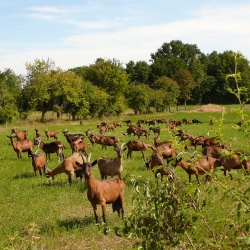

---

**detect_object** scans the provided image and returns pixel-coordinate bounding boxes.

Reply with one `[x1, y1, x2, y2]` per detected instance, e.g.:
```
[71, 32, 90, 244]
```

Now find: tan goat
[7, 134, 33, 159]
[46, 153, 86, 185]
[76, 154, 126, 224]
[97, 143, 126, 180]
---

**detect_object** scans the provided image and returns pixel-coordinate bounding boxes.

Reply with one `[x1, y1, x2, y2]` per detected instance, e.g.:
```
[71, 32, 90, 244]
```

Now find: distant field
[0, 104, 249, 249]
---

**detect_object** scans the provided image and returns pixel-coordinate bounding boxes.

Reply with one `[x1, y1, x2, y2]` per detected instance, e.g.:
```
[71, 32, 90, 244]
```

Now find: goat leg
[101, 203, 107, 223]
[91, 203, 99, 223]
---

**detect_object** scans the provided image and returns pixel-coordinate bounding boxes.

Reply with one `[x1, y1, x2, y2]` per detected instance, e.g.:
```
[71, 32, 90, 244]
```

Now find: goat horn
[35, 149, 39, 154]
[87, 153, 92, 162]
[176, 152, 192, 158]
[45, 166, 51, 173]
[191, 151, 201, 158]
[121, 143, 126, 149]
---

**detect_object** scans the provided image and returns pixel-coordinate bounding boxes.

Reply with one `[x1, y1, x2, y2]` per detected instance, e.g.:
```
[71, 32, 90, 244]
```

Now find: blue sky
[1, 0, 250, 75]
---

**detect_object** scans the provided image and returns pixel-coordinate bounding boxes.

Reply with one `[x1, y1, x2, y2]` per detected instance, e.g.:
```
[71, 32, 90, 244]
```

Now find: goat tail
[112, 197, 122, 215]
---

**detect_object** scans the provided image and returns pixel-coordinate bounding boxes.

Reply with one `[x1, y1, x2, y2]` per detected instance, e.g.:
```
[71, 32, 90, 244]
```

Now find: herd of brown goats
[6, 117, 250, 223]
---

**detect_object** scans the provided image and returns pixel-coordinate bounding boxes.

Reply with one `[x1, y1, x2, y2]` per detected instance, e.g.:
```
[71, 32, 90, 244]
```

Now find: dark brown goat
[7, 135, 33, 159]
[149, 126, 160, 136]
[39, 141, 64, 161]
[134, 127, 150, 139]
[76, 154, 126, 224]
[123, 120, 132, 126]
[123, 125, 138, 137]
[62, 129, 84, 145]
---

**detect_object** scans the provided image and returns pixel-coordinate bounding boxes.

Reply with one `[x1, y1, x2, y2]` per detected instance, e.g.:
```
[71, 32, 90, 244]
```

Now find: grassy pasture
[0, 105, 249, 249]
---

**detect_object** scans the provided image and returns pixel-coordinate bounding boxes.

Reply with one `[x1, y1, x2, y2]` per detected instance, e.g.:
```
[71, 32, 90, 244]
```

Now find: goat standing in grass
[46, 153, 86, 185]
[29, 151, 47, 176]
[76, 154, 126, 224]
[7, 134, 33, 159]
[174, 152, 214, 184]
[97, 143, 126, 180]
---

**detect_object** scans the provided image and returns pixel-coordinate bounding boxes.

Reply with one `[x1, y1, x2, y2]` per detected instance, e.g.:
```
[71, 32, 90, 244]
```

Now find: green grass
[0, 105, 249, 249]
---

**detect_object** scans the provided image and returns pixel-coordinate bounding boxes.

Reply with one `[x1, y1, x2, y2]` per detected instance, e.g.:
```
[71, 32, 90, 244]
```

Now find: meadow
[0, 104, 249, 249]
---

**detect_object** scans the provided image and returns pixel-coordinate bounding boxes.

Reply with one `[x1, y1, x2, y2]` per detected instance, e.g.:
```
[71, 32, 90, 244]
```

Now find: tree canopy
[1, 40, 250, 123]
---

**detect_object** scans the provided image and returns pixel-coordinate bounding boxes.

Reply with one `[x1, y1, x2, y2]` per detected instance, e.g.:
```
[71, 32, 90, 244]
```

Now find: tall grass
[0, 105, 249, 249]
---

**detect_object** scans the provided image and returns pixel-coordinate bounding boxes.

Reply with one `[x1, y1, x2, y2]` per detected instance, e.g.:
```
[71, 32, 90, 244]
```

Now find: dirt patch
[189, 104, 224, 112]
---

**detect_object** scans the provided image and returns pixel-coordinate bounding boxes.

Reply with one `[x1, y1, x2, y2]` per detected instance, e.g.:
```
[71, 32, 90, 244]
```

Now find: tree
[0, 69, 23, 123]
[150, 40, 203, 81]
[82, 81, 109, 118]
[53, 70, 86, 120]
[204, 51, 250, 104]
[23, 58, 57, 121]
[23, 58, 86, 121]
[175, 69, 196, 108]
[125, 84, 152, 114]
[84, 58, 129, 115]
[126, 60, 151, 84]
[151, 76, 180, 111]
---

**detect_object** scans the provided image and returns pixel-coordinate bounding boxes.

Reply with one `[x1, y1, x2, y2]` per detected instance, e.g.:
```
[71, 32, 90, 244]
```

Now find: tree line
[1, 40, 250, 123]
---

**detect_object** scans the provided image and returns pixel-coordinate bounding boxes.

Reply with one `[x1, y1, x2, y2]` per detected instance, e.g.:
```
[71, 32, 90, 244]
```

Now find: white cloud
[2, 2, 250, 75]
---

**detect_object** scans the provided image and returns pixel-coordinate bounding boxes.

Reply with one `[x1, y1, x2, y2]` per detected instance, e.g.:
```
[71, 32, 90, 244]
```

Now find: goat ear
[75, 161, 82, 167]
[91, 159, 97, 166]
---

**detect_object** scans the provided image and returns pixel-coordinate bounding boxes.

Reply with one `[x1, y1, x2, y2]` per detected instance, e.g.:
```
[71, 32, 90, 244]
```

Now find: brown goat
[11, 128, 28, 141]
[202, 144, 231, 159]
[76, 154, 126, 224]
[126, 140, 154, 158]
[113, 121, 122, 127]
[153, 137, 173, 148]
[35, 128, 41, 138]
[134, 127, 150, 139]
[46, 153, 86, 185]
[107, 124, 115, 132]
[123, 125, 138, 137]
[29, 151, 47, 176]
[144, 152, 174, 181]
[7, 135, 33, 159]
[174, 154, 214, 184]
[213, 150, 250, 177]
[71, 136, 88, 156]
[88, 133, 119, 149]
[45, 130, 58, 141]
[156, 144, 176, 161]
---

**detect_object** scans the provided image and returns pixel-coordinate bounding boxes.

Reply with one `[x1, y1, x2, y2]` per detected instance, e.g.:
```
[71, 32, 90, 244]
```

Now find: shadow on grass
[13, 172, 35, 179]
[57, 216, 95, 229]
